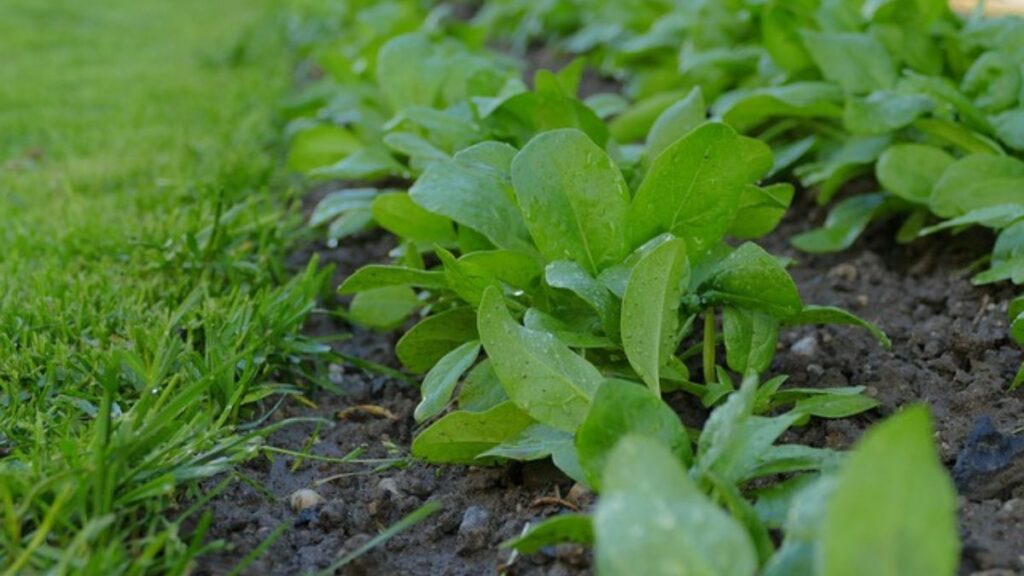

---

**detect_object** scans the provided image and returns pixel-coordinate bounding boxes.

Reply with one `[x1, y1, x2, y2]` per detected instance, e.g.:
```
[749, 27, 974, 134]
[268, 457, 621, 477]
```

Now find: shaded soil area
[188, 189, 1024, 575]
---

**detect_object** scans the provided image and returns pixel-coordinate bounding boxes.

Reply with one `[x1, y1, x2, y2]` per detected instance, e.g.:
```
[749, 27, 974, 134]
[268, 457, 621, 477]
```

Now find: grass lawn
[0, 0, 325, 572]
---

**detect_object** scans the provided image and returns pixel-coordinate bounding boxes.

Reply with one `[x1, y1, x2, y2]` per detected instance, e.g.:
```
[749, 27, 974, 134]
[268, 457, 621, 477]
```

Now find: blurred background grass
[0, 0, 326, 572]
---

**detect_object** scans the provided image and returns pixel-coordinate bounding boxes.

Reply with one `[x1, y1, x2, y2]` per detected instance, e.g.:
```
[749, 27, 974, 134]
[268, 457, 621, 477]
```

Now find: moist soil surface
[189, 190, 1024, 576]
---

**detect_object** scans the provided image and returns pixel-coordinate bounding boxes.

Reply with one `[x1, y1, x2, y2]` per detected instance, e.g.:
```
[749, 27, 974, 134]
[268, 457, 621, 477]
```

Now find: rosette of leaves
[338, 117, 887, 470]
[503, 379, 959, 576]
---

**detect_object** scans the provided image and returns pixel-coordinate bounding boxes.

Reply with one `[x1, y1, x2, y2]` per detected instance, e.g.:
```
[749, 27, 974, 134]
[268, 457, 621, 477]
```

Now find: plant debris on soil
[189, 192, 1024, 575]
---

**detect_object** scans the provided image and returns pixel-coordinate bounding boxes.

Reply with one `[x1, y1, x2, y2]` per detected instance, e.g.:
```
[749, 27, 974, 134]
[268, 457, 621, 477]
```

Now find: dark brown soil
[186, 188, 1024, 575]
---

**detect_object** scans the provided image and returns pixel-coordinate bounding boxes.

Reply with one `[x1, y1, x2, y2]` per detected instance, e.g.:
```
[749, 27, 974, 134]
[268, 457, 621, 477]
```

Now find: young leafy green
[594, 435, 758, 576]
[821, 406, 960, 576]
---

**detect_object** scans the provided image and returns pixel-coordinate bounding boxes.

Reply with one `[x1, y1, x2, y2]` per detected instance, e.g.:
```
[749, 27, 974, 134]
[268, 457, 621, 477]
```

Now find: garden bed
[192, 191, 1024, 575]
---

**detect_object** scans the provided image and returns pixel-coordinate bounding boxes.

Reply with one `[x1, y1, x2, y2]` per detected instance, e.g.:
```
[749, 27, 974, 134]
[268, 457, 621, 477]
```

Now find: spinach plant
[505, 378, 958, 576]
[338, 118, 887, 470]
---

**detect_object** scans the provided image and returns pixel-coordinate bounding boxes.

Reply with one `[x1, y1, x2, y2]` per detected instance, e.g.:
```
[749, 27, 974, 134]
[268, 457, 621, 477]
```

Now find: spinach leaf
[628, 122, 748, 258]
[411, 402, 535, 464]
[414, 341, 481, 423]
[621, 236, 689, 392]
[477, 287, 602, 432]
[512, 129, 631, 274]
[576, 380, 691, 490]
[821, 407, 959, 576]
[700, 242, 802, 318]
[594, 436, 757, 576]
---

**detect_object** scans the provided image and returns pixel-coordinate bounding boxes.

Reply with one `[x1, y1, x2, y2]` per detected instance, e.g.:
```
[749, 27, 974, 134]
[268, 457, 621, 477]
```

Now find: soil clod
[953, 416, 1024, 501]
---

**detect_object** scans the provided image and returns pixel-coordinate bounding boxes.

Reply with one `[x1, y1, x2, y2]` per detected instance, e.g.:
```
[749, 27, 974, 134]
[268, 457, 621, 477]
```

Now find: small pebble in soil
[319, 499, 347, 531]
[458, 505, 491, 553]
[290, 488, 325, 512]
[377, 477, 402, 498]
[790, 335, 819, 358]
[828, 262, 858, 284]
[294, 506, 318, 528]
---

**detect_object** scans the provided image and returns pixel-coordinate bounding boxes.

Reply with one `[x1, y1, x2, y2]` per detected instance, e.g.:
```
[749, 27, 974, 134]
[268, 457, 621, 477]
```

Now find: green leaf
[414, 341, 481, 423]
[700, 243, 802, 318]
[696, 376, 802, 484]
[843, 91, 932, 135]
[436, 248, 502, 307]
[596, 233, 677, 299]
[610, 89, 690, 143]
[327, 208, 375, 240]
[409, 142, 535, 252]
[383, 131, 448, 165]
[876, 144, 955, 204]
[311, 146, 407, 181]
[546, 260, 619, 338]
[762, 4, 814, 73]
[722, 307, 779, 375]
[738, 135, 775, 182]
[930, 154, 1024, 218]
[411, 402, 535, 464]
[339, 265, 448, 295]
[494, 72, 610, 147]
[511, 129, 630, 275]
[585, 93, 629, 119]
[460, 250, 543, 291]
[458, 359, 508, 412]
[309, 188, 377, 228]
[479, 423, 576, 467]
[477, 287, 602, 432]
[762, 476, 835, 576]
[377, 34, 442, 111]
[974, 220, 1024, 285]
[801, 31, 897, 95]
[728, 183, 795, 239]
[370, 191, 454, 242]
[992, 108, 1024, 152]
[621, 237, 688, 393]
[913, 118, 1003, 155]
[821, 407, 959, 576]
[783, 305, 891, 348]
[791, 194, 886, 253]
[628, 122, 748, 258]
[502, 514, 593, 554]
[347, 286, 420, 331]
[961, 51, 1021, 114]
[792, 393, 879, 419]
[716, 82, 843, 133]
[595, 436, 757, 576]
[646, 87, 706, 161]
[288, 125, 362, 173]
[797, 135, 890, 204]
[523, 309, 613, 349]
[396, 307, 478, 374]
[576, 380, 691, 490]
[905, 74, 994, 134]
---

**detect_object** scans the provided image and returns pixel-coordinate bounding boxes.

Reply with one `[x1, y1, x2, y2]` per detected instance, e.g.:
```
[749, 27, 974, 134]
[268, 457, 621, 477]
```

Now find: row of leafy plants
[474, 0, 1024, 383]
[277, 0, 1021, 573]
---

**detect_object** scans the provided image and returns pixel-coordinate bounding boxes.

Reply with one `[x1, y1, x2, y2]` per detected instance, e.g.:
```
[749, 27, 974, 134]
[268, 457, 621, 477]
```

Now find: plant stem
[703, 310, 717, 385]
